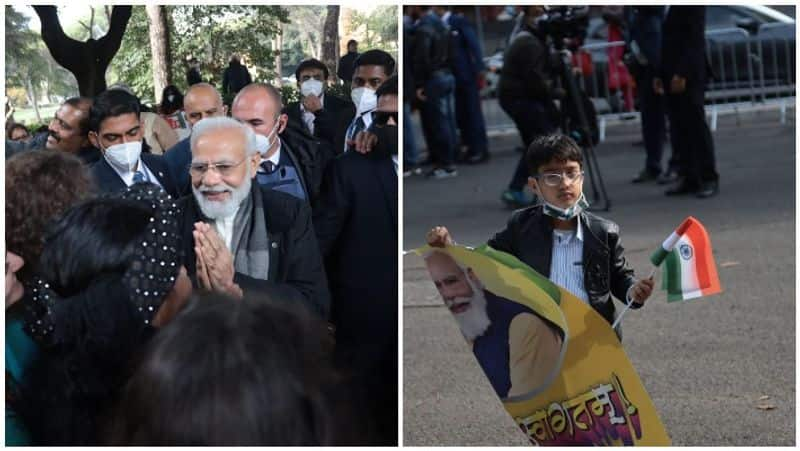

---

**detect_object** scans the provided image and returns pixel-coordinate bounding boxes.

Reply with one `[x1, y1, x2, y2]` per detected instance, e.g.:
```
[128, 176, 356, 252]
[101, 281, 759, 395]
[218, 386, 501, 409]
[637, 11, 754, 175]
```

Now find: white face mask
[255, 120, 281, 155]
[350, 87, 378, 115]
[300, 79, 323, 98]
[167, 94, 175, 102]
[103, 141, 142, 173]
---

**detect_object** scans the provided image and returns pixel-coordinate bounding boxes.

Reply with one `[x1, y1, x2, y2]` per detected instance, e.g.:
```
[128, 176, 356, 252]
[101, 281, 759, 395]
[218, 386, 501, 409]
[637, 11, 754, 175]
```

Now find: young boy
[427, 133, 653, 338]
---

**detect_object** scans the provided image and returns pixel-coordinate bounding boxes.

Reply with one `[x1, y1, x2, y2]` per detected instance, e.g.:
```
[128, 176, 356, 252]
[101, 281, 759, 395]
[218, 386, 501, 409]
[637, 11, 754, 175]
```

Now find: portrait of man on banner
[424, 249, 565, 400]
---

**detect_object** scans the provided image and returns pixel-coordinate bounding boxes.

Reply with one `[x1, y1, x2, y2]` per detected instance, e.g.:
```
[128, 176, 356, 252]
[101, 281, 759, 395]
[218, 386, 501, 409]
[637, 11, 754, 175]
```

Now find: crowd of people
[5, 44, 398, 445]
[406, 5, 719, 203]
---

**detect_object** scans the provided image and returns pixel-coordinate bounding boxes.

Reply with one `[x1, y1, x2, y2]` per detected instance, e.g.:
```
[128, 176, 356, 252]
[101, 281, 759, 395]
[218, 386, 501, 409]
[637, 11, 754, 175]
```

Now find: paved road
[403, 110, 795, 446]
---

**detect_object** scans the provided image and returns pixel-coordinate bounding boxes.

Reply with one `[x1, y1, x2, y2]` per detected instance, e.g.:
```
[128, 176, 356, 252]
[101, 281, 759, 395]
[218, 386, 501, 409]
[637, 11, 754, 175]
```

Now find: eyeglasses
[372, 111, 398, 127]
[533, 170, 585, 187]
[189, 157, 247, 177]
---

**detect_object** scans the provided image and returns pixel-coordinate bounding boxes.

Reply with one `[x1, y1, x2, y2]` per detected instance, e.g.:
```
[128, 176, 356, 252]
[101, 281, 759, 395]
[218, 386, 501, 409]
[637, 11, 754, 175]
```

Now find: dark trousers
[636, 72, 667, 175]
[403, 102, 418, 165]
[499, 97, 557, 191]
[420, 73, 458, 167]
[454, 75, 489, 157]
[665, 86, 718, 186]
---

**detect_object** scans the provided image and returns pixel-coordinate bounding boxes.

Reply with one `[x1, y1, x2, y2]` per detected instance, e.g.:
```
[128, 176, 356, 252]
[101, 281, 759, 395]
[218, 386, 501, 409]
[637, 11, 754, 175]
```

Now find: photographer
[498, 6, 559, 208]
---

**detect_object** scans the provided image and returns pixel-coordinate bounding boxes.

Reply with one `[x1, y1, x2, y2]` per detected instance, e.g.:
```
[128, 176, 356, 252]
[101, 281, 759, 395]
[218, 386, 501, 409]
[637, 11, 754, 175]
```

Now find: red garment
[607, 24, 635, 111]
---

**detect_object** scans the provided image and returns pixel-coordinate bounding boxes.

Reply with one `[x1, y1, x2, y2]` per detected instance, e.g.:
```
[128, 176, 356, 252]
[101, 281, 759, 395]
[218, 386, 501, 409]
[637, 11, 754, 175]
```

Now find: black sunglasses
[372, 111, 398, 127]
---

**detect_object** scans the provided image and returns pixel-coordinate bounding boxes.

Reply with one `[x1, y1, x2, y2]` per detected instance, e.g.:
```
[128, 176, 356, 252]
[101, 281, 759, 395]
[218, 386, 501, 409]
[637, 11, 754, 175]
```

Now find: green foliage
[350, 6, 399, 58]
[108, 5, 290, 103]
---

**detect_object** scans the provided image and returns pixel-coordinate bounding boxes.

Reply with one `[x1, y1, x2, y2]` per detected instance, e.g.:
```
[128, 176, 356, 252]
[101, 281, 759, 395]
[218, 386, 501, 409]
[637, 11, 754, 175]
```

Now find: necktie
[133, 171, 147, 183]
[260, 160, 279, 174]
[345, 115, 366, 152]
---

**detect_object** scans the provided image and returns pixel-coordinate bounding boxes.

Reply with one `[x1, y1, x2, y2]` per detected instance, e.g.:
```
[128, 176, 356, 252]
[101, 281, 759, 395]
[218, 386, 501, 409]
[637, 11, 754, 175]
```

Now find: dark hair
[6, 122, 29, 139]
[159, 85, 184, 115]
[38, 198, 153, 297]
[89, 89, 141, 133]
[525, 134, 584, 175]
[376, 75, 398, 98]
[295, 58, 329, 82]
[63, 96, 94, 135]
[347, 39, 357, 47]
[5, 150, 93, 282]
[106, 293, 361, 445]
[16, 197, 163, 445]
[353, 49, 396, 77]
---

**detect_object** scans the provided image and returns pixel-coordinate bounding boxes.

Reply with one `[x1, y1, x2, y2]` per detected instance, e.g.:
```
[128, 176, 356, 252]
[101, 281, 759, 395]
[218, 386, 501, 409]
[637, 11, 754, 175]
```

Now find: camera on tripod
[537, 6, 590, 48]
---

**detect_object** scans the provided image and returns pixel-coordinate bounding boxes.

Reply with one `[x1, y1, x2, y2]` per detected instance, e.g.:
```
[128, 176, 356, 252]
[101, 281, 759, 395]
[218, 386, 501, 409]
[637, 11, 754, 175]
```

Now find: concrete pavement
[403, 109, 796, 446]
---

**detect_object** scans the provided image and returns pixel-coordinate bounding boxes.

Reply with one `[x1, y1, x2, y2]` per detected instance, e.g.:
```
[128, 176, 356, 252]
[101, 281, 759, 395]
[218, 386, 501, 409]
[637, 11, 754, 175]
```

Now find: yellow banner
[416, 244, 670, 446]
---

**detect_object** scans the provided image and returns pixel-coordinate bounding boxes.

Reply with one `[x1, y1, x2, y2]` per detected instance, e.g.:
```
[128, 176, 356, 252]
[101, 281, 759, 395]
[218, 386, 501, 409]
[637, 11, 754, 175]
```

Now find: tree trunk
[321, 6, 340, 83]
[273, 25, 283, 86]
[145, 5, 171, 104]
[33, 5, 132, 96]
[24, 77, 42, 123]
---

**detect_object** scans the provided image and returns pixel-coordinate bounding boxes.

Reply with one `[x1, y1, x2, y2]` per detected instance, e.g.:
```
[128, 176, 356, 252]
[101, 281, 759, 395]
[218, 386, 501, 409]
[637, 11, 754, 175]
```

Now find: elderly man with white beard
[175, 116, 330, 318]
[424, 250, 564, 399]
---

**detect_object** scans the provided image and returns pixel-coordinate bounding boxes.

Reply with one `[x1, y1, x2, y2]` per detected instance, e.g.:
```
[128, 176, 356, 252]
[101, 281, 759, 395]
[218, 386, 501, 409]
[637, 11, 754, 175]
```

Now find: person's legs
[458, 75, 489, 160]
[637, 73, 665, 177]
[403, 102, 419, 168]
[421, 74, 457, 175]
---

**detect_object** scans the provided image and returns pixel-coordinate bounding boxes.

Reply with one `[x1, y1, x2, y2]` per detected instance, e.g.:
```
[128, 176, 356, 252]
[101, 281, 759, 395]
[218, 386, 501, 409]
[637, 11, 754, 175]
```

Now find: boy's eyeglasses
[533, 170, 585, 187]
[372, 111, 398, 127]
[189, 157, 247, 177]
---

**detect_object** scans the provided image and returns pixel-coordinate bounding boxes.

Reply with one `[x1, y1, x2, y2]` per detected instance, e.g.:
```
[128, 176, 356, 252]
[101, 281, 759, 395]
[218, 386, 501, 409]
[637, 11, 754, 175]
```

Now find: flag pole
[611, 266, 657, 330]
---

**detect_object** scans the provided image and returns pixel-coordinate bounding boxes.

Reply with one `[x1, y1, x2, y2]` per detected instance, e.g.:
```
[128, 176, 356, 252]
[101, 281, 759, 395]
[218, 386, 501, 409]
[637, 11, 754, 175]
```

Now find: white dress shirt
[299, 93, 324, 135]
[549, 216, 588, 303]
[108, 157, 163, 189]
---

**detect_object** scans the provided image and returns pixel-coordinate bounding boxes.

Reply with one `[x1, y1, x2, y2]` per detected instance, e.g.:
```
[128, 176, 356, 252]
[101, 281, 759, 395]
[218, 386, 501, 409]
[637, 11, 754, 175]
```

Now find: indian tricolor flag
[649, 217, 722, 302]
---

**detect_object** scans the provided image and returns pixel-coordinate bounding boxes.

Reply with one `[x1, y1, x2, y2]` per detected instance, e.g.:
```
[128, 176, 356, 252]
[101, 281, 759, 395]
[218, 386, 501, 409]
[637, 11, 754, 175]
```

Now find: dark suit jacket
[285, 93, 355, 158]
[90, 152, 178, 198]
[661, 6, 707, 88]
[177, 183, 330, 318]
[488, 206, 638, 338]
[163, 136, 191, 197]
[313, 151, 397, 347]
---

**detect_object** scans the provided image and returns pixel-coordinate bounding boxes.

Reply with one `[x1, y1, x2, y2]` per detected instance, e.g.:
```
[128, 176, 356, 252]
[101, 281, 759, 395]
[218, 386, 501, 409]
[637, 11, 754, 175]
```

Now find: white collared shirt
[108, 157, 163, 189]
[549, 215, 588, 303]
[299, 93, 325, 135]
[258, 139, 282, 171]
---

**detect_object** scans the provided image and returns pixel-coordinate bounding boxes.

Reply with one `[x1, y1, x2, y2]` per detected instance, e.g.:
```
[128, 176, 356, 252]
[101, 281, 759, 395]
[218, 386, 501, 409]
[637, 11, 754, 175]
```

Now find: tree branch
[33, 5, 84, 73]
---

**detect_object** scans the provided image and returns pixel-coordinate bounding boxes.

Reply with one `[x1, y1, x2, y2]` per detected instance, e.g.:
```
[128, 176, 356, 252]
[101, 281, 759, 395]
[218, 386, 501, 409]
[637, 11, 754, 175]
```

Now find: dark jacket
[660, 6, 707, 87]
[412, 13, 452, 87]
[447, 13, 486, 82]
[90, 152, 178, 198]
[222, 61, 252, 95]
[337, 51, 359, 83]
[285, 93, 355, 158]
[488, 205, 639, 338]
[177, 183, 330, 318]
[163, 136, 192, 197]
[497, 30, 552, 102]
[313, 150, 397, 347]
[279, 119, 332, 208]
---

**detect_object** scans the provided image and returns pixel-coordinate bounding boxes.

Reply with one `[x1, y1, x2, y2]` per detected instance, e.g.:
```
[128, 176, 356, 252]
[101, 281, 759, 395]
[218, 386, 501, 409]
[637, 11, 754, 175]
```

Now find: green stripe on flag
[662, 249, 684, 302]
[650, 247, 669, 267]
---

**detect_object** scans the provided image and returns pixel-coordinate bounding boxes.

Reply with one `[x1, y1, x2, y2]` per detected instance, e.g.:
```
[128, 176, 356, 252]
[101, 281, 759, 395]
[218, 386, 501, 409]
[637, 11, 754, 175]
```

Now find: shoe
[501, 189, 534, 208]
[631, 169, 659, 184]
[403, 165, 423, 178]
[695, 180, 719, 198]
[657, 170, 680, 185]
[665, 182, 699, 196]
[426, 167, 458, 179]
[465, 152, 490, 165]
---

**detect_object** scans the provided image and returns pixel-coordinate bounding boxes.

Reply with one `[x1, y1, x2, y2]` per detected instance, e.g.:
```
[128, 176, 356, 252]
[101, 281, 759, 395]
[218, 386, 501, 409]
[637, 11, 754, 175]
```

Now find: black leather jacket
[488, 205, 639, 339]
